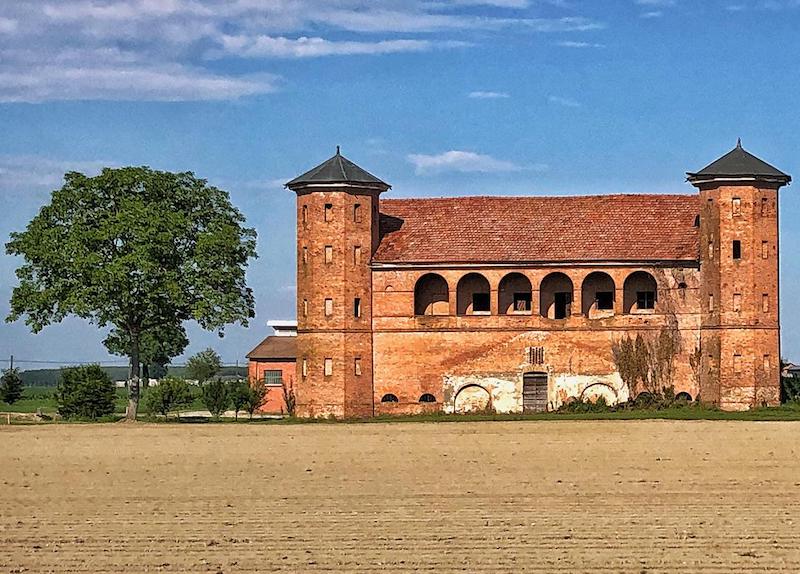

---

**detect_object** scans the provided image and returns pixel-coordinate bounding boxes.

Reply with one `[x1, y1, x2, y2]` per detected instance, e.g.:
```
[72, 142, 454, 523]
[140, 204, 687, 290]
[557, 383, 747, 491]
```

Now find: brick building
[246, 321, 296, 414]
[285, 142, 790, 417]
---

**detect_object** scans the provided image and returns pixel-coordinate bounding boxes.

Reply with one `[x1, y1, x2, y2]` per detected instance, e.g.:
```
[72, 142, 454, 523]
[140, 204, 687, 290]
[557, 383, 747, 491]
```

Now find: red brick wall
[248, 359, 296, 414]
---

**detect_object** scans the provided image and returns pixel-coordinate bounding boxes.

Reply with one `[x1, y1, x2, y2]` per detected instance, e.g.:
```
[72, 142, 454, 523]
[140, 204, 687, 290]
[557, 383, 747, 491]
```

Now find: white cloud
[640, 11, 664, 17]
[0, 18, 17, 33]
[556, 40, 605, 48]
[0, 155, 112, 191]
[634, 0, 675, 5]
[468, 91, 510, 99]
[407, 150, 523, 174]
[213, 36, 467, 58]
[548, 95, 581, 107]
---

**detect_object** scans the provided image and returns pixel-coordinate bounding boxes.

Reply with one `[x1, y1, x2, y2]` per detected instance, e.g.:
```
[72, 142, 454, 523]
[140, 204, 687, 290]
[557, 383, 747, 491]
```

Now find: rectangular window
[325, 245, 333, 264]
[732, 197, 741, 216]
[324, 203, 333, 222]
[733, 293, 742, 312]
[354, 203, 362, 223]
[302, 359, 308, 377]
[472, 292, 490, 313]
[354, 297, 361, 318]
[596, 291, 614, 310]
[303, 299, 308, 317]
[325, 298, 333, 316]
[354, 357, 362, 376]
[733, 353, 742, 374]
[554, 292, 571, 319]
[761, 197, 768, 216]
[762, 241, 769, 259]
[513, 292, 532, 312]
[354, 245, 362, 265]
[263, 370, 283, 385]
[763, 354, 771, 371]
[302, 204, 308, 224]
[302, 246, 308, 264]
[733, 240, 742, 260]
[708, 241, 714, 260]
[637, 291, 655, 310]
[527, 346, 545, 364]
[324, 358, 333, 376]
[709, 293, 715, 311]
[762, 294, 769, 313]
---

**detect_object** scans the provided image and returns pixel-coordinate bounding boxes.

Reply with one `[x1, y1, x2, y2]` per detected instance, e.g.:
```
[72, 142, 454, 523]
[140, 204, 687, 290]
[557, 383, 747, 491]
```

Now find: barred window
[263, 370, 283, 385]
[527, 346, 545, 364]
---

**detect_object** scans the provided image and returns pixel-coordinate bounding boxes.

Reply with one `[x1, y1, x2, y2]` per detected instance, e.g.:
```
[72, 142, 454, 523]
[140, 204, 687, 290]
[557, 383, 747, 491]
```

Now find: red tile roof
[375, 194, 699, 264]
[246, 336, 296, 360]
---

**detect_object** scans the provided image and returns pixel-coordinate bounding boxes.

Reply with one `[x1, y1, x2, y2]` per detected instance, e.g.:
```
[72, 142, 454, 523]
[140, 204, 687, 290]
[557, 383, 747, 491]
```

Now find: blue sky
[1, 0, 800, 369]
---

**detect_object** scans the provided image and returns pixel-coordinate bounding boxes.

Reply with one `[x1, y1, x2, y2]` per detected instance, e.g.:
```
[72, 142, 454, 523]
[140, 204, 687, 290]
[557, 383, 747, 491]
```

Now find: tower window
[324, 203, 333, 222]
[325, 298, 333, 316]
[732, 240, 741, 260]
[354, 203, 362, 223]
[354, 297, 361, 318]
[761, 197, 768, 216]
[324, 358, 333, 376]
[709, 293, 714, 311]
[733, 354, 742, 374]
[354, 245, 362, 265]
[763, 354, 771, 371]
[354, 357, 362, 376]
[708, 241, 714, 260]
[762, 294, 769, 313]
[303, 299, 308, 317]
[325, 245, 333, 264]
[732, 197, 741, 216]
[302, 204, 308, 224]
[733, 293, 742, 312]
[302, 359, 308, 377]
[302, 246, 308, 264]
[762, 241, 769, 259]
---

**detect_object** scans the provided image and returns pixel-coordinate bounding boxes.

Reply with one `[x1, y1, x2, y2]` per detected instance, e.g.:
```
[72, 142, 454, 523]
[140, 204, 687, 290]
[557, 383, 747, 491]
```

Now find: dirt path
[1, 421, 799, 572]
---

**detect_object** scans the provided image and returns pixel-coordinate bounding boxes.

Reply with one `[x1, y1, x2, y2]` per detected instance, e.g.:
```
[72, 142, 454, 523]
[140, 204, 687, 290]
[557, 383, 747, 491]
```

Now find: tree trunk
[126, 333, 141, 421]
[142, 363, 150, 389]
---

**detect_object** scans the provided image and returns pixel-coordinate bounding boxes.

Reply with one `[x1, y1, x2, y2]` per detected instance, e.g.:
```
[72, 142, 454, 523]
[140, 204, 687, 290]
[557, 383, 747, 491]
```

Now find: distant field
[1, 421, 799, 572]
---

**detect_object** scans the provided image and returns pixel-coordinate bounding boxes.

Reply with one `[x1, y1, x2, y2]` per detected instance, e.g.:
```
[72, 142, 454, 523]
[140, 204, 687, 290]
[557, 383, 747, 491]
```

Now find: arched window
[414, 273, 449, 316]
[539, 272, 573, 319]
[581, 271, 616, 318]
[498, 272, 532, 314]
[419, 393, 436, 403]
[381, 393, 399, 403]
[623, 271, 658, 314]
[456, 273, 491, 315]
[675, 391, 692, 402]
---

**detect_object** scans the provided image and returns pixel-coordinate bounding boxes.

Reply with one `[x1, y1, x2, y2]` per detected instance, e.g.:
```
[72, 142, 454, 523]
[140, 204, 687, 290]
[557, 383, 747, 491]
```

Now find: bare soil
[1, 421, 799, 573]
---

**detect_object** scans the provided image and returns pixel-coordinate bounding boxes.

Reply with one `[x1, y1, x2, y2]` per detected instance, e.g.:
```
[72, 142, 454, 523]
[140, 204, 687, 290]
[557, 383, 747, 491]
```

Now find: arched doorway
[522, 372, 548, 413]
[453, 385, 491, 413]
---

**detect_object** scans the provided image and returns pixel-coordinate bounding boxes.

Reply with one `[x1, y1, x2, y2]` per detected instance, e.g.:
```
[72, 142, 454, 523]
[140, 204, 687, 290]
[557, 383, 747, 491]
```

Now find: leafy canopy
[6, 166, 257, 338]
[186, 348, 222, 383]
[56, 364, 116, 419]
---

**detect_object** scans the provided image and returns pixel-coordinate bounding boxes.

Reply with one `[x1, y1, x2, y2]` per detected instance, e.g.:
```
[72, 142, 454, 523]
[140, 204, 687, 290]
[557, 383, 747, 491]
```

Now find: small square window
[263, 370, 283, 385]
[354, 297, 361, 318]
[354, 357, 362, 376]
[472, 292, 490, 313]
[354, 203, 362, 223]
[636, 291, 655, 310]
[324, 203, 333, 222]
[325, 245, 333, 264]
[732, 197, 741, 216]
[513, 292, 532, 312]
[596, 291, 614, 310]
[324, 358, 333, 376]
[325, 298, 333, 316]
[733, 240, 742, 260]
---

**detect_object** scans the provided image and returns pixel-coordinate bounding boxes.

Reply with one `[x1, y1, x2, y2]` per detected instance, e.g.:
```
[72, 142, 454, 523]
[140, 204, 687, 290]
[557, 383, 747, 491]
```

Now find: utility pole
[9, 355, 12, 370]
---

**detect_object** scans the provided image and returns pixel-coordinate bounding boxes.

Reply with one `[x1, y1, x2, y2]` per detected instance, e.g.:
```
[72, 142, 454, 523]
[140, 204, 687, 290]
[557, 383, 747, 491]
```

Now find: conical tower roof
[687, 140, 790, 184]
[286, 147, 390, 190]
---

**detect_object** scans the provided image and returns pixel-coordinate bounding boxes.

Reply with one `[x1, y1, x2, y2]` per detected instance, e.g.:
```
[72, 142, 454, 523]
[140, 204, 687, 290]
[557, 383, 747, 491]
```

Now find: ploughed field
[1, 421, 799, 573]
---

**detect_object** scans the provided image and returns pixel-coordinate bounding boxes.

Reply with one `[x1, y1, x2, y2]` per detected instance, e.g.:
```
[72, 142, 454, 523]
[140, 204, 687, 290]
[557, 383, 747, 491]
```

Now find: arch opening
[419, 393, 436, 403]
[623, 271, 658, 314]
[540, 272, 574, 319]
[453, 384, 491, 413]
[581, 271, 616, 318]
[457, 273, 491, 316]
[499, 272, 533, 315]
[414, 273, 449, 316]
[381, 393, 399, 403]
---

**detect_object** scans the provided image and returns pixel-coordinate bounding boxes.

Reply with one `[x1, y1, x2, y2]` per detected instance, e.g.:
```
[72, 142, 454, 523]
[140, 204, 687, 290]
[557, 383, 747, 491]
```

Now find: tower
[688, 141, 791, 409]
[286, 148, 390, 418]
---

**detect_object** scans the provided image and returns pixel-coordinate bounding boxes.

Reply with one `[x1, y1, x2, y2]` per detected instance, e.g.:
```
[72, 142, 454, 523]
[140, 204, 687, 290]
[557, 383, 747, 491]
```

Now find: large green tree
[6, 167, 257, 419]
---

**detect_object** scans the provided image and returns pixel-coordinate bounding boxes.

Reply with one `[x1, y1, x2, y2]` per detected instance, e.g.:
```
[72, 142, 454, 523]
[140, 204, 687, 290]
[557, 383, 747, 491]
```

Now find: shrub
[56, 364, 116, 419]
[144, 376, 193, 419]
[282, 378, 296, 416]
[781, 376, 800, 404]
[186, 348, 222, 383]
[202, 379, 229, 419]
[244, 377, 268, 419]
[0, 368, 23, 404]
[228, 379, 250, 420]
